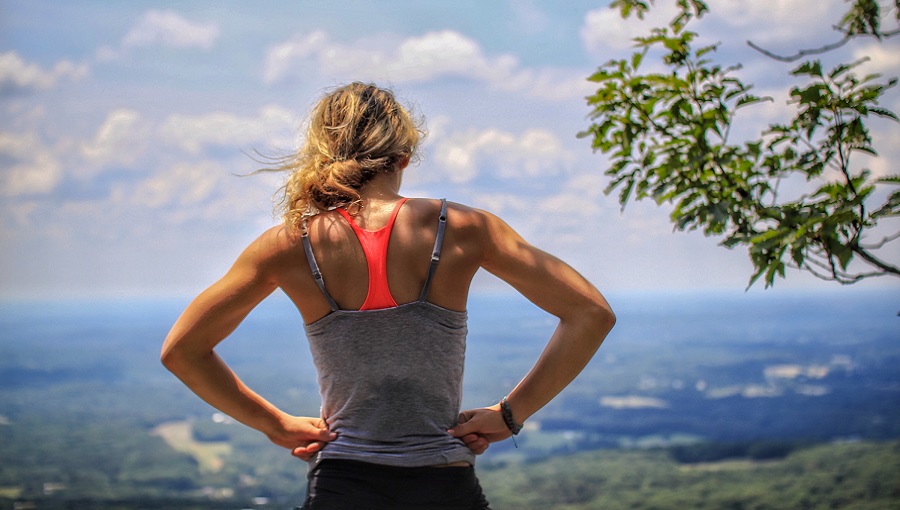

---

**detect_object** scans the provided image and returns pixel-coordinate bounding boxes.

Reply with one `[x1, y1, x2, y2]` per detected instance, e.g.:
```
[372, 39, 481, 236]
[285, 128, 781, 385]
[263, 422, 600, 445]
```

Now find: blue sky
[1, 1, 898, 298]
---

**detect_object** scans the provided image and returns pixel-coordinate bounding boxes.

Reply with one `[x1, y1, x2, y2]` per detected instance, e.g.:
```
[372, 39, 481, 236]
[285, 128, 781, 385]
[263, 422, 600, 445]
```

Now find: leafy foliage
[582, 0, 900, 287]
[480, 440, 900, 510]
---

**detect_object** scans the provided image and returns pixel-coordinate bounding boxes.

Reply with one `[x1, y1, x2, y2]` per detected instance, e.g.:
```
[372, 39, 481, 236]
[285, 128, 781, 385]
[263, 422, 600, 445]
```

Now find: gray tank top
[301, 199, 475, 467]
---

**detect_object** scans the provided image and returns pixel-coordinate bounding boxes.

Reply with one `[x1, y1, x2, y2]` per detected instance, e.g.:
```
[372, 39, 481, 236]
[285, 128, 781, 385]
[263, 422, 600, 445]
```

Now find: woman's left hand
[450, 405, 509, 454]
[265, 415, 337, 462]
[458, 431, 490, 455]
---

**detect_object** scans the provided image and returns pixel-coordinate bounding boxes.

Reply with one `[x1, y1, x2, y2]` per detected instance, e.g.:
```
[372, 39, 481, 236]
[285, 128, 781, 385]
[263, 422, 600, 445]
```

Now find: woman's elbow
[587, 300, 616, 339]
[160, 338, 191, 374]
[160, 345, 180, 372]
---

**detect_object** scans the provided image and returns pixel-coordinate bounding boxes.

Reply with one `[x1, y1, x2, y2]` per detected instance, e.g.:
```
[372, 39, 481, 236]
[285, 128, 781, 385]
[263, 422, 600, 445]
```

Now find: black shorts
[298, 459, 492, 510]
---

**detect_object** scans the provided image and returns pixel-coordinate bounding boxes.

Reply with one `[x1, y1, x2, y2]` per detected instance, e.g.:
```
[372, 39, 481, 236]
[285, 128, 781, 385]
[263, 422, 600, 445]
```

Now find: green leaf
[618, 178, 637, 207]
[746, 265, 766, 290]
[750, 228, 785, 248]
[695, 43, 718, 58]
[611, 0, 652, 20]
[792, 61, 823, 77]
[833, 243, 854, 270]
[840, 0, 881, 36]
[735, 94, 770, 108]
[631, 51, 645, 70]
[870, 189, 900, 218]
[869, 107, 899, 121]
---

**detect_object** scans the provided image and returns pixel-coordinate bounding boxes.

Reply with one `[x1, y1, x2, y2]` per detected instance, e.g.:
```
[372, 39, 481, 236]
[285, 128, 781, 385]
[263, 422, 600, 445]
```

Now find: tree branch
[791, 247, 889, 284]
[790, 260, 864, 284]
[747, 28, 900, 63]
[805, 247, 844, 280]
[793, 261, 888, 283]
[851, 244, 900, 276]
[859, 230, 900, 249]
[747, 36, 851, 63]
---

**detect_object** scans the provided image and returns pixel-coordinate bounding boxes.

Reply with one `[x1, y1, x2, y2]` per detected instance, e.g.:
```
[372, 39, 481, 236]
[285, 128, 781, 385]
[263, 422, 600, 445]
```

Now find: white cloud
[0, 51, 87, 94]
[866, 124, 900, 179]
[78, 105, 297, 176]
[581, 4, 676, 55]
[854, 41, 900, 77]
[507, 0, 550, 34]
[710, 0, 837, 45]
[105, 158, 277, 228]
[466, 190, 522, 214]
[432, 126, 573, 183]
[2, 200, 39, 228]
[529, 173, 614, 246]
[97, 10, 220, 60]
[159, 105, 297, 154]
[123, 10, 220, 50]
[123, 161, 223, 210]
[263, 31, 330, 85]
[265, 30, 517, 85]
[538, 173, 607, 216]
[497, 67, 596, 101]
[581, 1, 845, 58]
[80, 109, 150, 170]
[264, 30, 588, 101]
[462, 172, 612, 250]
[394, 30, 518, 83]
[0, 132, 63, 196]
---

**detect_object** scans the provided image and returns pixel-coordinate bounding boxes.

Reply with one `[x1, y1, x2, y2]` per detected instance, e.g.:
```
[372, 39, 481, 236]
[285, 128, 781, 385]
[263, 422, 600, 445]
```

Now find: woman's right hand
[266, 415, 337, 462]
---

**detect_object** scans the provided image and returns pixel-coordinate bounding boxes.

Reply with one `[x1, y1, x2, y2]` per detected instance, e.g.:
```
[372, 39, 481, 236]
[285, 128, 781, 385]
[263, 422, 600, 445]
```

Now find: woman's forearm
[504, 306, 615, 424]
[162, 348, 287, 436]
[449, 305, 614, 445]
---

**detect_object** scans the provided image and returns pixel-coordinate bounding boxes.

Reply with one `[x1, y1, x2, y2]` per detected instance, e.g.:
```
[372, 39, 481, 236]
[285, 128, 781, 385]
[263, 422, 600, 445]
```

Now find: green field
[2, 431, 897, 509]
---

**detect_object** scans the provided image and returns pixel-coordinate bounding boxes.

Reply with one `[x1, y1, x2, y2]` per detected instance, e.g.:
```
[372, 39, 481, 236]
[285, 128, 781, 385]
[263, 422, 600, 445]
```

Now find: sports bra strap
[419, 198, 448, 302]
[301, 223, 339, 312]
[301, 198, 447, 311]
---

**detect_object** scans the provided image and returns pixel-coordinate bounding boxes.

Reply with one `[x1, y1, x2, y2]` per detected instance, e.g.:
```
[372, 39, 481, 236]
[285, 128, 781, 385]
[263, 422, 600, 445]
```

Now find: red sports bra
[337, 198, 408, 310]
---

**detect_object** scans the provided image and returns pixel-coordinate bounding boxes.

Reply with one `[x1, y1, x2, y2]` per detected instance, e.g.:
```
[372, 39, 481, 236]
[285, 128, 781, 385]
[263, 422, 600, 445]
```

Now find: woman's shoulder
[257, 223, 300, 246]
[247, 224, 307, 266]
[404, 197, 492, 228]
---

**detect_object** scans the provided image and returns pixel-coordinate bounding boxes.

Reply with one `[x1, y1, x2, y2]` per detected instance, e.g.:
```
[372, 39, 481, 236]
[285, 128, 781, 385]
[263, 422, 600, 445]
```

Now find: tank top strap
[301, 221, 339, 312]
[336, 197, 408, 237]
[419, 198, 448, 302]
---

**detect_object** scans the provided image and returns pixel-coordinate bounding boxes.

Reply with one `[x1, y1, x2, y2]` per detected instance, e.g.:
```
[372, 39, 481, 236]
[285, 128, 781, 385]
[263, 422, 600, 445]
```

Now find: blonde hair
[269, 82, 424, 229]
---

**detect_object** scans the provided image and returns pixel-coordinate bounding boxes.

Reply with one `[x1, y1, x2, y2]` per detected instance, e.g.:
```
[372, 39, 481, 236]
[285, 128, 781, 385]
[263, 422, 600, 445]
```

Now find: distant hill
[3, 438, 897, 509]
[479, 440, 900, 510]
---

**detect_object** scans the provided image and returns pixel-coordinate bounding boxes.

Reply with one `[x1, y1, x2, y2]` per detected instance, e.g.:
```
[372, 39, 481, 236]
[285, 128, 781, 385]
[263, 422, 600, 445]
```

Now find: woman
[161, 82, 615, 509]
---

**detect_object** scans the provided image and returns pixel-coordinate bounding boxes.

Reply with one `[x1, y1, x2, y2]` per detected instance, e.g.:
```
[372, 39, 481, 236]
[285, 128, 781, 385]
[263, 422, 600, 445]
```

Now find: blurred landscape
[1, 288, 898, 509]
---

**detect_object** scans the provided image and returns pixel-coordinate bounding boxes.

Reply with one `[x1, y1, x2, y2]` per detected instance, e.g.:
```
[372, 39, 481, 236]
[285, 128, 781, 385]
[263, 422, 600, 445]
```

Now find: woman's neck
[358, 171, 404, 203]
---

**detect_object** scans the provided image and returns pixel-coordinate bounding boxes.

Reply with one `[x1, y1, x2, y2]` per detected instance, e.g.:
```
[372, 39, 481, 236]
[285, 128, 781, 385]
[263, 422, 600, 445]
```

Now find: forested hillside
[2, 438, 897, 509]
[480, 441, 900, 510]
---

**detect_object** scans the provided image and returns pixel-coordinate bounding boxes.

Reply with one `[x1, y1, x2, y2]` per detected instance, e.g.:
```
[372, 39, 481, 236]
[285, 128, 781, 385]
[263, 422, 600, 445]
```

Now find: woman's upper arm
[478, 211, 613, 322]
[161, 228, 283, 363]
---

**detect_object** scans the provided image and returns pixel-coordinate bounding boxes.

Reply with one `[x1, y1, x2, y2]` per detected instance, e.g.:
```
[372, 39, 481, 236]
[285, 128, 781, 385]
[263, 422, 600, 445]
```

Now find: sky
[1, 0, 899, 299]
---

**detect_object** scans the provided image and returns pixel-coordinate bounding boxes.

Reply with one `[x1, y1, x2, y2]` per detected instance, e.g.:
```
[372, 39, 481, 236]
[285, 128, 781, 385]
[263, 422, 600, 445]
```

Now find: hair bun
[273, 82, 424, 226]
[326, 158, 362, 179]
